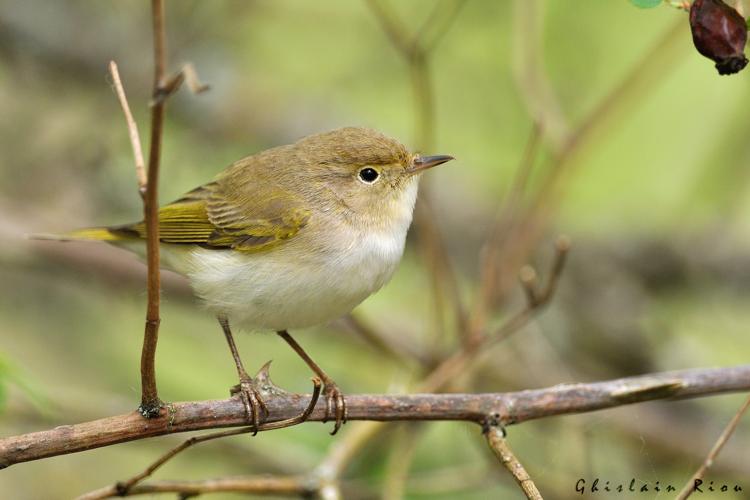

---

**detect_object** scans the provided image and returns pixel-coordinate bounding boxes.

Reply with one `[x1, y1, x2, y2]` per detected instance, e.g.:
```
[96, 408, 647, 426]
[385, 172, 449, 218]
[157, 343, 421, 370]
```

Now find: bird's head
[295, 127, 453, 228]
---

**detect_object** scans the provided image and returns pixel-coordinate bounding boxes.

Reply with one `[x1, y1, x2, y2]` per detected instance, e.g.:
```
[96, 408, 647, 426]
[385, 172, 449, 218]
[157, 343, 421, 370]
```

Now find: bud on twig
[690, 0, 748, 75]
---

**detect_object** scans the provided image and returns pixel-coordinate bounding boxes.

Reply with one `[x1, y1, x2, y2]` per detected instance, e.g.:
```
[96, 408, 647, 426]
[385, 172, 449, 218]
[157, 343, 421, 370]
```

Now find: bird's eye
[358, 167, 380, 184]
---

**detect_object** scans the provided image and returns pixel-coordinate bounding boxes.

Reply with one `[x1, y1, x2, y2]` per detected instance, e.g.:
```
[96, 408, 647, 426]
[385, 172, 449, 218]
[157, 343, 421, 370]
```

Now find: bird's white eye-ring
[358, 167, 380, 184]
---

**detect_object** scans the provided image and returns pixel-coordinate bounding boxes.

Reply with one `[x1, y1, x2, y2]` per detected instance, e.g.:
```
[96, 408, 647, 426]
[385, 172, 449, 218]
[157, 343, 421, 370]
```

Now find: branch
[78, 476, 313, 499]
[138, 0, 167, 417]
[484, 425, 542, 500]
[676, 394, 750, 500]
[2, 365, 749, 468]
[136, 1, 208, 418]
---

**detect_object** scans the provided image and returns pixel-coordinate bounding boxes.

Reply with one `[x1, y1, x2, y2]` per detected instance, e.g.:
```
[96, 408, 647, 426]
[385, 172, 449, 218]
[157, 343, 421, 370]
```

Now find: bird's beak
[408, 154, 455, 174]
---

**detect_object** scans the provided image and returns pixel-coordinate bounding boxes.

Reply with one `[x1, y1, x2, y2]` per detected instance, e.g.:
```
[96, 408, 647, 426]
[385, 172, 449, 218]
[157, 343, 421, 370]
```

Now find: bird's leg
[276, 330, 347, 435]
[218, 316, 268, 434]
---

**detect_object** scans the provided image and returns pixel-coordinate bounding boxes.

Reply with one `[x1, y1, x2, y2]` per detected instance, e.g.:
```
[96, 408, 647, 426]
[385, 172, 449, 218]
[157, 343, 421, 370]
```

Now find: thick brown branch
[2, 365, 749, 468]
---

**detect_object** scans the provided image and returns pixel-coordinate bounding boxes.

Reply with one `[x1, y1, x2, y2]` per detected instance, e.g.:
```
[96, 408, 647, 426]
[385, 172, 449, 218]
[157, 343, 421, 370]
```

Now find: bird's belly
[166, 230, 404, 331]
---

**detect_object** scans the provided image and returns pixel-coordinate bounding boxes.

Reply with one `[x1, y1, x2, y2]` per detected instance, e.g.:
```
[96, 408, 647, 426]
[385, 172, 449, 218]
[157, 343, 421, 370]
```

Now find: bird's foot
[321, 379, 347, 435]
[230, 376, 269, 435]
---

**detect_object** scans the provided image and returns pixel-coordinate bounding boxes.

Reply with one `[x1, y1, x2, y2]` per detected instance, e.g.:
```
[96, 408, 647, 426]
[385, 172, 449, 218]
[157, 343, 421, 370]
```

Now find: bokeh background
[2, 0, 750, 498]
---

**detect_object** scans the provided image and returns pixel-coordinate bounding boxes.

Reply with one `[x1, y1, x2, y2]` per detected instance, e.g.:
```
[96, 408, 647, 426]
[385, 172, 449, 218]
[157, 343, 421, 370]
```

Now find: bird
[38, 127, 454, 434]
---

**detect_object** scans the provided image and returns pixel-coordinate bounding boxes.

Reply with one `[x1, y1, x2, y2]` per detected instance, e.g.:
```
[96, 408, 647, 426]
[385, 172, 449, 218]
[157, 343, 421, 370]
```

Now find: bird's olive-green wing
[204, 177, 311, 251]
[119, 181, 310, 252]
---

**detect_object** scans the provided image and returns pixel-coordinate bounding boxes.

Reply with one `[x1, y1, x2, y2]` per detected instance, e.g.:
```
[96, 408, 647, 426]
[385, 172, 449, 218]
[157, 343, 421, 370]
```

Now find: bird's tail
[29, 226, 134, 242]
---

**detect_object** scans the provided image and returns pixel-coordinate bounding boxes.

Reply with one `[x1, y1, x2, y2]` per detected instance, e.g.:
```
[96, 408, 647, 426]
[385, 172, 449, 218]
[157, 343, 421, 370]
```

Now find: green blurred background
[1, 0, 750, 498]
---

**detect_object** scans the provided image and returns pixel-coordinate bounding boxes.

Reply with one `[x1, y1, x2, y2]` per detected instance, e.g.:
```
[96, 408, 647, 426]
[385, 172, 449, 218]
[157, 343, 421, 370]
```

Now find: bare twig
[138, 0, 167, 418]
[78, 476, 314, 499]
[421, 237, 569, 392]
[485, 425, 542, 499]
[108, 61, 146, 194]
[136, 1, 207, 419]
[78, 379, 322, 500]
[3, 365, 750, 467]
[81, 466, 495, 500]
[675, 394, 750, 500]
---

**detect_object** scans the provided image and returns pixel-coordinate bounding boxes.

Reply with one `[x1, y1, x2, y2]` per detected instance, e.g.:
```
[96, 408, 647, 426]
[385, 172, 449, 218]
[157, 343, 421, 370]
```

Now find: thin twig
[138, 0, 167, 418]
[420, 237, 569, 392]
[78, 476, 314, 499]
[78, 379, 322, 500]
[3, 365, 750, 467]
[107, 61, 146, 195]
[110, 3, 208, 417]
[484, 425, 542, 500]
[675, 394, 750, 500]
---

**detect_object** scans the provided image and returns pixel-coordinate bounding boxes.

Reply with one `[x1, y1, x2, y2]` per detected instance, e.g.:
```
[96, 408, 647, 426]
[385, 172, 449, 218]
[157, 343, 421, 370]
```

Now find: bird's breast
[334, 224, 407, 293]
[174, 222, 408, 331]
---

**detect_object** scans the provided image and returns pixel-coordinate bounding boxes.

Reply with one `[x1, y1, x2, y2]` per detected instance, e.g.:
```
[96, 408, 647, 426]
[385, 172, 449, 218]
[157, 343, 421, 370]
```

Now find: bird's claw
[321, 381, 347, 435]
[230, 377, 269, 435]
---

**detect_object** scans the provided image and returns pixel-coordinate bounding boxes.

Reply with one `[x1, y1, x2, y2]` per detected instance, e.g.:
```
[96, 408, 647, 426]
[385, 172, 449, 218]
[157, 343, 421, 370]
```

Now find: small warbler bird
[41, 127, 453, 433]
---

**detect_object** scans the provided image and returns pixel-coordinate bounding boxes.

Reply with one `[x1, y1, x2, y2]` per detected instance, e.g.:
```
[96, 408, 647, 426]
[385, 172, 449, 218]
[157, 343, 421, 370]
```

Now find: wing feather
[117, 172, 309, 252]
